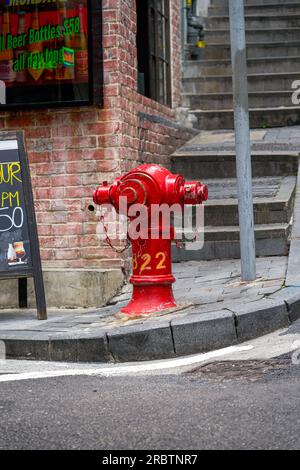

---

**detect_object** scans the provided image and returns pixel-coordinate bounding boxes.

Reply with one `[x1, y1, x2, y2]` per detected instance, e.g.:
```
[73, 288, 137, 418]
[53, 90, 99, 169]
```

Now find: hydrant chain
[99, 215, 130, 254]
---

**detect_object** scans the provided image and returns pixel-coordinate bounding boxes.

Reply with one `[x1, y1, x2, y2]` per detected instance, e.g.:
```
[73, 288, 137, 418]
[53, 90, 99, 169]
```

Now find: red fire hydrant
[93, 164, 208, 318]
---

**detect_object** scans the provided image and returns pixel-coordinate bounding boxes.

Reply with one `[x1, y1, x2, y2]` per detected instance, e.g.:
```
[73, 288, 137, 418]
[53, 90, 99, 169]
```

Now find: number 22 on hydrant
[93, 164, 208, 319]
[133, 252, 167, 275]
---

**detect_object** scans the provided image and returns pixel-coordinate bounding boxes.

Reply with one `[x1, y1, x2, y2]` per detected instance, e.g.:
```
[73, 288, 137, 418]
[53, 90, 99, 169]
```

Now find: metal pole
[229, 0, 256, 281]
[180, 0, 187, 65]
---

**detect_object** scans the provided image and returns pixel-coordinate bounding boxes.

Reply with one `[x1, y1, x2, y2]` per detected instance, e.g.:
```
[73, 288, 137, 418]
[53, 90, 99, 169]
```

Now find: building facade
[0, 0, 195, 308]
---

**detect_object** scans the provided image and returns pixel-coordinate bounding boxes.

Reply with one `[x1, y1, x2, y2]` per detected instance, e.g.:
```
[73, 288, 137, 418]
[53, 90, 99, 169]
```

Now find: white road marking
[2, 323, 300, 383]
[0, 345, 253, 383]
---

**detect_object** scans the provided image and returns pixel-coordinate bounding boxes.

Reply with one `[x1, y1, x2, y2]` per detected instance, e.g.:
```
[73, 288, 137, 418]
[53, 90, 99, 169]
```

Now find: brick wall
[0, 0, 195, 271]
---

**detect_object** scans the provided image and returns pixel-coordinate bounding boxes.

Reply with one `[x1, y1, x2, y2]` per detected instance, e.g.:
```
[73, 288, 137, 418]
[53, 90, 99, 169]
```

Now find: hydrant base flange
[120, 284, 177, 317]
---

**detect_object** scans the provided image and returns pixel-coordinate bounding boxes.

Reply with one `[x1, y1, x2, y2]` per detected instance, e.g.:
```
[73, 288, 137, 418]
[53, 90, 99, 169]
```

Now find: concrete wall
[0, 269, 124, 309]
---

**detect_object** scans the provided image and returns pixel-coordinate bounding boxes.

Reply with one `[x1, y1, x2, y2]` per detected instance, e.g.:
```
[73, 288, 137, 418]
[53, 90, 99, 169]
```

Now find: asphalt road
[0, 353, 300, 450]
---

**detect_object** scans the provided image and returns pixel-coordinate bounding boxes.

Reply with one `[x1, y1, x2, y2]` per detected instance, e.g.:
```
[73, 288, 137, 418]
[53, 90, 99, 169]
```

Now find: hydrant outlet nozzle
[93, 185, 111, 206]
[182, 182, 208, 205]
[198, 184, 208, 203]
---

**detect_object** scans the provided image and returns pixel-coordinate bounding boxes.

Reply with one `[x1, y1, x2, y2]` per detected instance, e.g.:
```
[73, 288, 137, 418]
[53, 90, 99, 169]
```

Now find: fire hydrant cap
[199, 184, 208, 202]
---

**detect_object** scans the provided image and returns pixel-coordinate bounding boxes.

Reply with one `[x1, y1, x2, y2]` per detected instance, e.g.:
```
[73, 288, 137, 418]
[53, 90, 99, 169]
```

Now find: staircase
[171, 147, 298, 261]
[173, 0, 300, 262]
[183, 0, 300, 130]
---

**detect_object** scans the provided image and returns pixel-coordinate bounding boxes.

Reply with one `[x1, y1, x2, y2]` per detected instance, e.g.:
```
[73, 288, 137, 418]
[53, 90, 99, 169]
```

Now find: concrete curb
[286, 161, 300, 287]
[2, 288, 300, 363]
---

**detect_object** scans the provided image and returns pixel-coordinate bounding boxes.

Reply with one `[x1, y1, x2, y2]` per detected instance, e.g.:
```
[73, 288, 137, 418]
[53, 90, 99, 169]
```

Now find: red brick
[52, 224, 83, 236]
[51, 175, 82, 187]
[29, 152, 51, 164]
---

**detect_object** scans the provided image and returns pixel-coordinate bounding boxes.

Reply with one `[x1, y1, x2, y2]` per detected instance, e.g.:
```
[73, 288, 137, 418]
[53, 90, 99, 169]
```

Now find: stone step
[182, 72, 300, 94]
[202, 199, 293, 227]
[173, 176, 296, 226]
[183, 90, 295, 110]
[209, 2, 300, 16]
[201, 41, 300, 60]
[172, 223, 291, 261]
[201, 176, 296, 226]
[204, 27, 300, 44]
[190, 106, 300, 130]
[171, 151, 299, 179]
[183, 57, 300, 78]
[205, 14, 300, 30]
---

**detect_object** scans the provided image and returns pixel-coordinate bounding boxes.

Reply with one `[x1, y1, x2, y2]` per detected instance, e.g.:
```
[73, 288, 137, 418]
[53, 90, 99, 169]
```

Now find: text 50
[0, 207, 24, 232]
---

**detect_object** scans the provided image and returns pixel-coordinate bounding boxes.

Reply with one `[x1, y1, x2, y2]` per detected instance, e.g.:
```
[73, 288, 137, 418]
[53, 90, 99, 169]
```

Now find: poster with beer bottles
[0, 0, 90, 108]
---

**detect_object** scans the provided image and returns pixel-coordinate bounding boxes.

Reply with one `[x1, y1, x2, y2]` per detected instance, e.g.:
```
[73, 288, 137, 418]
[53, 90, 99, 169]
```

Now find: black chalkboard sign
[0, 131, 46, 320]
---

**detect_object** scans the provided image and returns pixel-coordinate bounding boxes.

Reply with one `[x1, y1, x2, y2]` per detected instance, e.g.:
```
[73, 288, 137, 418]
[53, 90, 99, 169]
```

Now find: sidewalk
[1, 125, 300, 363]
[1, 255, 299, 363]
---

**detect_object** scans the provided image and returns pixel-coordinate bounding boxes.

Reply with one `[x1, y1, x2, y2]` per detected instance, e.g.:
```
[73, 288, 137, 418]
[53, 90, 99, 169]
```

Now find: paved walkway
[113, 257, 287, 313]
[0, 255, 296, 363]
[0, 257, 286, 334]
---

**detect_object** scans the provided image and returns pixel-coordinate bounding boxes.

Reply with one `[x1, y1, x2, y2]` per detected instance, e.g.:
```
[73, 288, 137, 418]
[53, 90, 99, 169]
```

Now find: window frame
[137, 0, 172, 107]
[0, 0, 103, 111]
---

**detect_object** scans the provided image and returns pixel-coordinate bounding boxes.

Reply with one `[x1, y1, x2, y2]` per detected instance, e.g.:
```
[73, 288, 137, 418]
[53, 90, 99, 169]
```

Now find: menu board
[0, 0, 90, 108]
[0, 131, 46, 319]
[0, 138, 32, 271]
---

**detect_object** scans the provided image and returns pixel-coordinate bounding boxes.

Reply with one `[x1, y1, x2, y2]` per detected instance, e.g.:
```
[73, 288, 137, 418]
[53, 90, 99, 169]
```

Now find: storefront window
[0, 0, 92, 109]
[137, 0, 171, 107]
